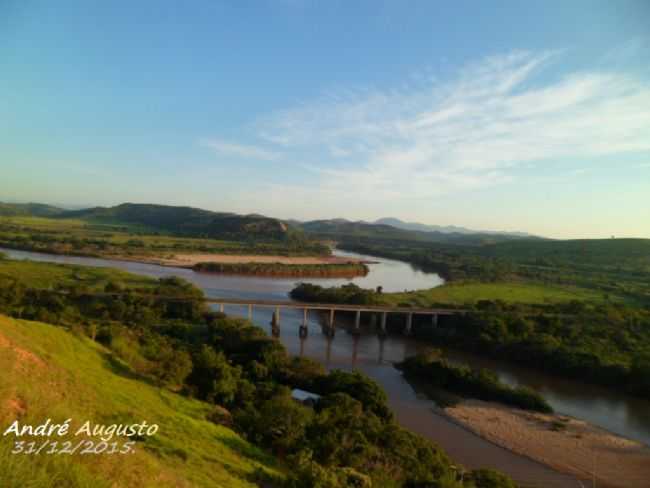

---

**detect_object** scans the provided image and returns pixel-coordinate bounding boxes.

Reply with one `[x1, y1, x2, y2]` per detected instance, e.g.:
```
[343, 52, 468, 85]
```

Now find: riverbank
[443, 399, 650, 488]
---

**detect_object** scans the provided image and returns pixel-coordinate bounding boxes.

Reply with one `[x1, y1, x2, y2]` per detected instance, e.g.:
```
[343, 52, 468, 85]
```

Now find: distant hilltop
[0, 202, 289, 241]
[1, 201, 539, 245]
[373, 217, 534, 238]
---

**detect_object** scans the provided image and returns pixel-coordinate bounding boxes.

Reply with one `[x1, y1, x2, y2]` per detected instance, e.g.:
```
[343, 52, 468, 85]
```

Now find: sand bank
[443, 399, 650, 488]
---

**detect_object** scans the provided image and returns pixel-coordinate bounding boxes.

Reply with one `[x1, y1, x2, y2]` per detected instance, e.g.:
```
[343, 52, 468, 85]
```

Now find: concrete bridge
[206, 297, 468, 337]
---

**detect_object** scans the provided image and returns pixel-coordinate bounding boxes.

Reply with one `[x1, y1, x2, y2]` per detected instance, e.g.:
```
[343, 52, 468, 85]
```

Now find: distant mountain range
[295, 218, 540, 245]
[373, 217, 534, 237]
[0, 201, 538, 245]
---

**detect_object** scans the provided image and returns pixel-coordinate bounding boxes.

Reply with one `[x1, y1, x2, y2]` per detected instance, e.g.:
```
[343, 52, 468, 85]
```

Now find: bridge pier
[432, 314, 438, 327]
[405, 312, 413, 335]
[299, 308, 308, 338]
[248, 304, 253, 321]
[323, 309, 335, 337]
[271, 306, 281, 337]
[219, 303, 224, 313]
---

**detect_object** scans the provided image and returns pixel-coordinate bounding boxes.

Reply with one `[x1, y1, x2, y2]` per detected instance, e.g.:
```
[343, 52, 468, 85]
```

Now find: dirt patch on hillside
[5, 396, 27, 419]
[0, 329, 46, 370]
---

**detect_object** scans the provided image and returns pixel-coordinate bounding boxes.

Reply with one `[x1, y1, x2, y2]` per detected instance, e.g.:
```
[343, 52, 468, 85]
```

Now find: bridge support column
[353, 310, 361, 335]
[405, 313, 413, 335]
[271, 307, 280, 337]
[299, 308, 308, 338]
[219, 303, 224, 313]
[248, 304, 253, 321]
[380, 312, 387, 336]
[432, 314, 438, 327]
[325, 309, 335, 338]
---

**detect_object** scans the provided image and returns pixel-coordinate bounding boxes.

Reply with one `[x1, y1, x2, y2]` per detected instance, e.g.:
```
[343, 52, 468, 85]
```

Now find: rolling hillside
[0, 314, 281, 488]
[0, 203, 64, 218]
[58, 203, 290, 240]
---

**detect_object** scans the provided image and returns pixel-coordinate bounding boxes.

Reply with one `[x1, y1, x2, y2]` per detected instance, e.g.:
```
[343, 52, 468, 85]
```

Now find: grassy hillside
[0, 314, 281, 488]
[384, 282, 611, 306]
[0, 203, 64, 218]
[59, 203, 290, 241]
[0, 256, 156, 291]
[0, 215, 329, 259]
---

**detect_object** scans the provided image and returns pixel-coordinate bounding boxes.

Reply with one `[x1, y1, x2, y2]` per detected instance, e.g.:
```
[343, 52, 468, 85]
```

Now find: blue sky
[2, 0, 649, 238]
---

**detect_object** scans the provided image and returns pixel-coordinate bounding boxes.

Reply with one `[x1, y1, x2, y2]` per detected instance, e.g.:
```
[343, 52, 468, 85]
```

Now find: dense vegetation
[290, 282, 650, 400]
[0, 258, 514, 487]
[398, 351, 552, 412]
[290, 283, 382, 305]
[338, 238, 650, 305]
[194, 261, 369, 278]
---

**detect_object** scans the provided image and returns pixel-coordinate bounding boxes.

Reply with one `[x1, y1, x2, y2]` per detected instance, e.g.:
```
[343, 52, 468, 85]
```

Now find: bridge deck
[206, 297, 466, 315]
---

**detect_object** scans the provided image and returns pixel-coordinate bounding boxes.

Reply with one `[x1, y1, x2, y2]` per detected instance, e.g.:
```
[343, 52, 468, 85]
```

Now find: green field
[0, 314, 281, 488]
[0, 257, 156, 291]
[384, 281, 616, 307]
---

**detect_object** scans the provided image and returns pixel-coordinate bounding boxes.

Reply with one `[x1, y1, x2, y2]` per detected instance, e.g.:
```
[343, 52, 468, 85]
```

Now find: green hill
[483, 238, 650, 268]
[0, 314, 281, 488]
[0, 203, 65, 218]
[59, 203, 290, 241]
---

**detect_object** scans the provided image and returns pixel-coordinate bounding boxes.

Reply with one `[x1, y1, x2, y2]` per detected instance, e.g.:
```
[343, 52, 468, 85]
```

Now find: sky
[2, 0, 650, 239]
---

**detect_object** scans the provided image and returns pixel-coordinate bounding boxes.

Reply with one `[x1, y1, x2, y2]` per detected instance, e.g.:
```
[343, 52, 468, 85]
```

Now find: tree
[470, 469, 516, 488]
[187, 345, 240, 405]
[256, 391, 313, 456]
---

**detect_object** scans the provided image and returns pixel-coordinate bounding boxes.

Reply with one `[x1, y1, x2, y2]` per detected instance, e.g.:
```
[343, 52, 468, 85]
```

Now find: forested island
[193, 261, 369, 278]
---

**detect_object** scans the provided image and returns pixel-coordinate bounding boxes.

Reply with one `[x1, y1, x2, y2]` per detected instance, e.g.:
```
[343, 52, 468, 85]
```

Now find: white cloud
[239, 50, 650, 208]
[201, 138, 279, 161]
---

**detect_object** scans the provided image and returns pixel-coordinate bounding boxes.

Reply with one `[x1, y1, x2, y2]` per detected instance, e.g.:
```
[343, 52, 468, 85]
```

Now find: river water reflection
[3, 247, 650, 485]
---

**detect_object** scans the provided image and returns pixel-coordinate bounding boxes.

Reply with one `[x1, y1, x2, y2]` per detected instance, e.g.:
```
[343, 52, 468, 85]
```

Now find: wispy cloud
[236, 49, 650, 206]
[201, 138, 279, 161]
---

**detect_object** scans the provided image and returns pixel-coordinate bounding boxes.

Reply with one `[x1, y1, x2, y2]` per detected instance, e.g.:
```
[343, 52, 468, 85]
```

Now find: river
[4, 247, 650, 486]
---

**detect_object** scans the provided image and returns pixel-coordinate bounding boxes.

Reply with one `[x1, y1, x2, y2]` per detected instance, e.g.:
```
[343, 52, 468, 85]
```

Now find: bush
[398, 353, 552, 413]
[470, 468, 516, 488]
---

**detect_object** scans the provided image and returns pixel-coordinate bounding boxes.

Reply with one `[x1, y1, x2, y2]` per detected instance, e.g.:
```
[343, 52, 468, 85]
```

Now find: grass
[0, 216, 325, 258]
[382, 281, 615, 306]
[0, 314, 282, 487]
[0, 258, 156, 291]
